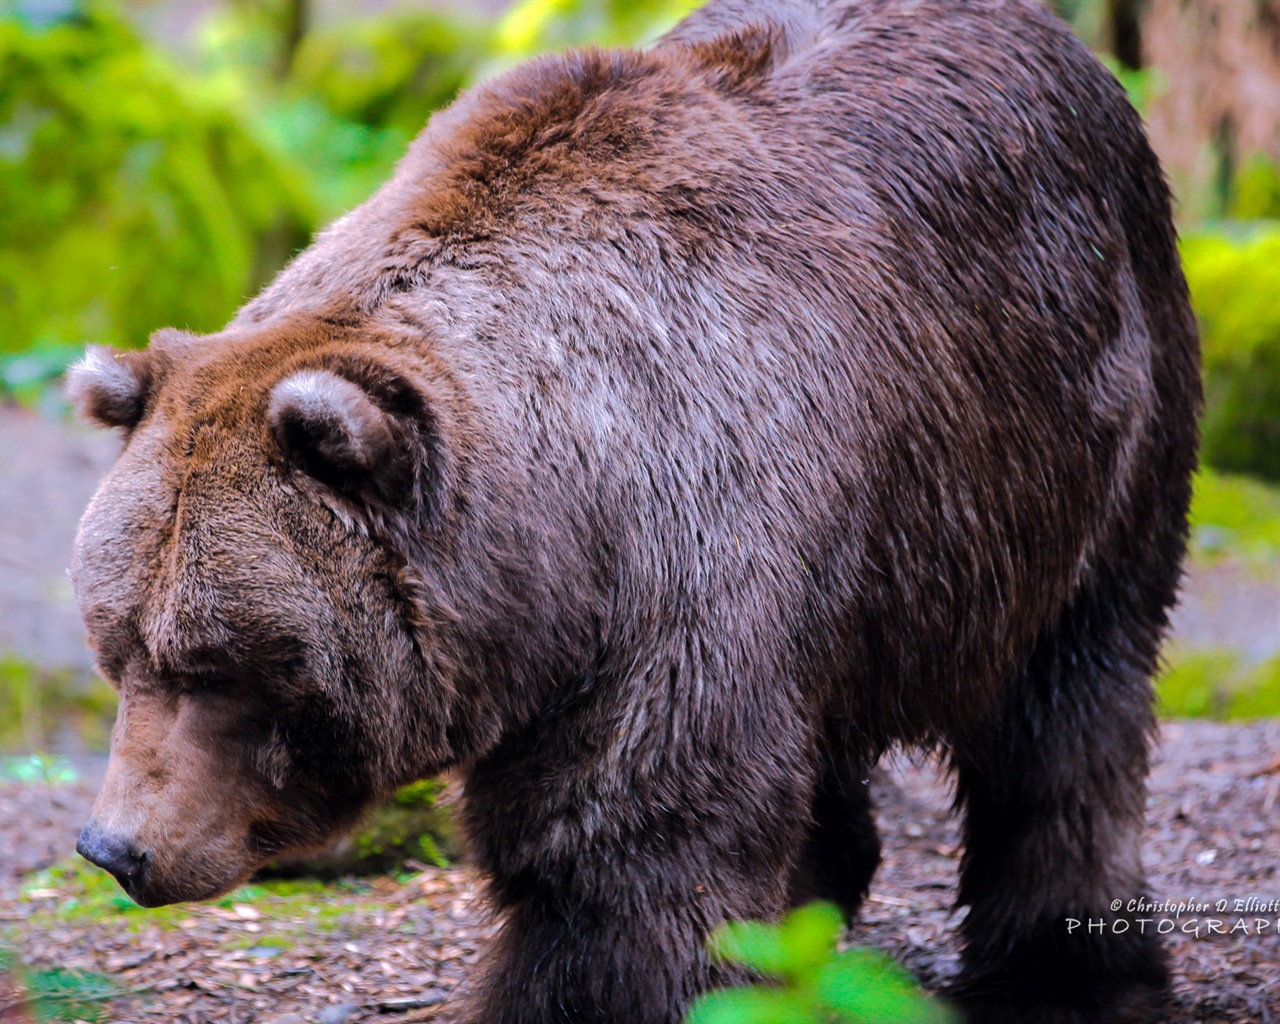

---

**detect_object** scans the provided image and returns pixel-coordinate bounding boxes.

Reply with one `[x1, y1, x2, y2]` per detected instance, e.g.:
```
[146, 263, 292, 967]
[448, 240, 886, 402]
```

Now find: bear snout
[76, 819, 149, 895]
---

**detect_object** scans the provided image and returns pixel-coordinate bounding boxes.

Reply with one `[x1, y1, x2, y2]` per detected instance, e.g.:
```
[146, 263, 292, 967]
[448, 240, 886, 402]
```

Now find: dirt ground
[1, 403, 1278, 1022]
[1, 720, 1277, 1023]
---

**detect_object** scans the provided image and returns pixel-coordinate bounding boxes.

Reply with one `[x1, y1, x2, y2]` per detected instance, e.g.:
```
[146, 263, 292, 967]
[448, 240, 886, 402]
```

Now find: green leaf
[685, 985, 821, 1024]
[707, 920, 789, 977]
[26, 965, 121, 1023]
[816, 949, 955, 1024]
[1180, 226, 1280, 482]
[777, 901, 845, 978]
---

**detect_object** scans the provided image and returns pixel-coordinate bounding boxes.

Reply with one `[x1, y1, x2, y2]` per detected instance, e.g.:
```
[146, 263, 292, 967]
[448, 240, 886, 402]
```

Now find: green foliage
[0, 3, 310, 355]
[1189, 467, 1280, 563]
[487, 0, 701, 70]
[0, 0, 705, 380]
[686, 903, 954, 1024]
[0, 655, 116, 755]
[1229, 157, 1280, 220]
[0, 945, 120, 1023]
[348, 777, 457, 871]
[1047, 0, 1108, 52]
[289, 11, 477, 138]
[0, 341, 82, 408]
[1097, 55, 1163, 116]
[1180, 226, 1280, 481]
[1158, 649, 1280, 720]
[268, 13, 474, 221]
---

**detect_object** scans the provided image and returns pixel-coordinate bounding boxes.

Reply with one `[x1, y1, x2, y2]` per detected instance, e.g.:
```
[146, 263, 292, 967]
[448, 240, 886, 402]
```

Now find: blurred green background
[0, 0, 700, 391]
[0, 0, 1278, 746]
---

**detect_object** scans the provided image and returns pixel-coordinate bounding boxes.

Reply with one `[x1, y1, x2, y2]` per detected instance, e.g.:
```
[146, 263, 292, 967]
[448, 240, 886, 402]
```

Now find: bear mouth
[120, 868, 245, 909]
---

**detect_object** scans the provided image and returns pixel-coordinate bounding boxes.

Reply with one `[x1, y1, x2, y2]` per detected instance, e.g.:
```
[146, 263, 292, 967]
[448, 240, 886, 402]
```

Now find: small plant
[0, 945, 120, 1024]
[686, 903, 955, 1024]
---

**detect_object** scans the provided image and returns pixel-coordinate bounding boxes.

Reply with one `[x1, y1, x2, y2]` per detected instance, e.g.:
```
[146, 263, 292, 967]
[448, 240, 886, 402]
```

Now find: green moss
[1222, 655, 1280, 720]
[1181, 227, 1280, 482]
[1188, 468, 1280, 563]
[20, 857, 185, 928]
[1157, 649, 1240, 719]
[0, 945, 120, 1024]
[261, 777, 460, 879]
[348, 778, 457, 870]
[0, 656, 117, 756]
[1158, 648, 1280, 720]
[12, 857, 388, 942]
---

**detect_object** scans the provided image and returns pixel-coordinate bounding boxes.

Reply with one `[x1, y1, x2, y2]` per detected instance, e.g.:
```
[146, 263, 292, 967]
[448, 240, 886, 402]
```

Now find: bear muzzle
[76, 818, 149, 898]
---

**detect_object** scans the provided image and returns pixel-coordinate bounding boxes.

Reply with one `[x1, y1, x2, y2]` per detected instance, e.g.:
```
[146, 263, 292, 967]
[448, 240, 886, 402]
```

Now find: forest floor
[0, 402, 1278, 1023]
[1, 721, 1277, 1024]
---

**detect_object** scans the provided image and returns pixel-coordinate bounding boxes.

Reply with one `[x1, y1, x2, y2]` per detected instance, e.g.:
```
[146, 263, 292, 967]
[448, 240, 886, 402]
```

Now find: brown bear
[66, 0, 1200, 1022]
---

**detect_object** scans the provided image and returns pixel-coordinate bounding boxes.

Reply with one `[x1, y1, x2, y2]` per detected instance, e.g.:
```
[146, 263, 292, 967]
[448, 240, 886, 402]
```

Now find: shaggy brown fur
[67, 1, 1200, 1021]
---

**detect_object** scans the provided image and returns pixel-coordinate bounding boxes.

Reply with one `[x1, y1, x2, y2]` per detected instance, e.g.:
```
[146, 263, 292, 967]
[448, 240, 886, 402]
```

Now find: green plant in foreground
[686, 903, 954, 1024]
[0, 945, 120, 1024]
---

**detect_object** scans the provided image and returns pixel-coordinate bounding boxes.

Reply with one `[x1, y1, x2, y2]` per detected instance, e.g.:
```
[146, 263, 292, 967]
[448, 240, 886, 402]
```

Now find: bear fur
[67, 1, 1201, 1021]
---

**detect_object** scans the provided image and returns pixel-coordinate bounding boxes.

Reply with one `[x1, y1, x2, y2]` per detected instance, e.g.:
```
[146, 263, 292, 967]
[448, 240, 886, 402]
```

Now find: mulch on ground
[2, 719, 1276, 1024]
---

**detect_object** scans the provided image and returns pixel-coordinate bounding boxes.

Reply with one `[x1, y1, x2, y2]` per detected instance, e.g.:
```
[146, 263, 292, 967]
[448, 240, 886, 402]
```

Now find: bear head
[64, 323, 478, 906]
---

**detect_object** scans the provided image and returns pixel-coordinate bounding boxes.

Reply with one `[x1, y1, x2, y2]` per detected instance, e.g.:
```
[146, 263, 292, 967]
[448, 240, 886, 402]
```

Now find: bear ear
[268, 369, 410, 501]
[65, 346, 153, 431]
[682, 23, 779, 92]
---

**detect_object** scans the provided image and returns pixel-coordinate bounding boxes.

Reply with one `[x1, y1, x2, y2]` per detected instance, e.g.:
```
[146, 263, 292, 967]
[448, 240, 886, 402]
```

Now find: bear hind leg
[950, 576, 1169, 1023]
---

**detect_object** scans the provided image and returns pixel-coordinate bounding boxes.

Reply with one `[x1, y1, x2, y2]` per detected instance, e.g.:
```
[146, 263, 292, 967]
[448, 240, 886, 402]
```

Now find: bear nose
[76, 821, 147, 887]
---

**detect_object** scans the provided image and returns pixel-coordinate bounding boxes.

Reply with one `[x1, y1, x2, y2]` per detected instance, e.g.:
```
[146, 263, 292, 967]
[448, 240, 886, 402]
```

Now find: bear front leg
[949, 581, 1168, 1023]
[788, 749, 881, 922]
[460, 732, 814, 1024]
[466, 878, 742, 1024]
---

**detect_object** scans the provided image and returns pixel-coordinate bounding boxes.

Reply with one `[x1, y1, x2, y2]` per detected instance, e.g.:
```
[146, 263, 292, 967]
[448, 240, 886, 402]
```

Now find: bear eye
[176, 670, 232, 696]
